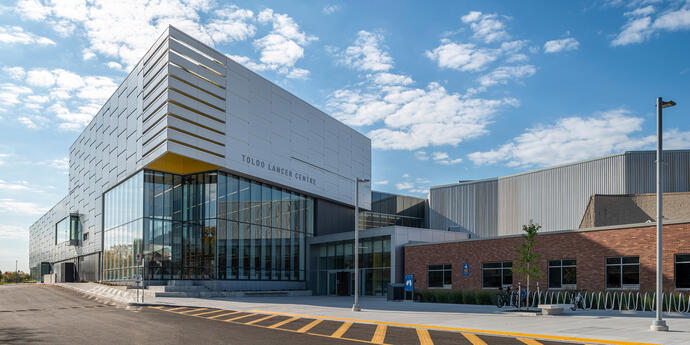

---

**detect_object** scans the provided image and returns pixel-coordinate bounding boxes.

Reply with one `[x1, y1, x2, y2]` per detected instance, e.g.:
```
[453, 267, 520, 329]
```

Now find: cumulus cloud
[461, 11, 510, 43]
[477, 65, 536, 88]
[396, 182, 414, 190]
[339, 30, 393, 72]
[414, 150, 462, 165]
[468, 109, 690, 168]
[0, 198, 48, 216]
[374, 180, 388, 185]
[425, 40, 498, 72]
[612, 3, 690, 46]
[3, 66, 26, 80]
[0, 25, 55, 45]
[543, 37, 580, 53]
[0, 83, 33, 106]
[322, 5, 340, 15]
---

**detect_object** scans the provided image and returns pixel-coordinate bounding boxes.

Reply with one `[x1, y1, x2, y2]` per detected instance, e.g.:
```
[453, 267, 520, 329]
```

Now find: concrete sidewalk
[150, 295, 689, 345]
[59, 283, 688, 345]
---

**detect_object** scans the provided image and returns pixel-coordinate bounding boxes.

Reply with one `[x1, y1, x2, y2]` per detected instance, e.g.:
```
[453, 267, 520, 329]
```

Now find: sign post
[404, 274, 414, 302]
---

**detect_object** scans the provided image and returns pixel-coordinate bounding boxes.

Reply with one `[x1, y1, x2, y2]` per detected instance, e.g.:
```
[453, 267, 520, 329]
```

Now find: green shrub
[463, 291, 476, 304]
[476, 291, 493, 305]
[449, 291, 463, 304]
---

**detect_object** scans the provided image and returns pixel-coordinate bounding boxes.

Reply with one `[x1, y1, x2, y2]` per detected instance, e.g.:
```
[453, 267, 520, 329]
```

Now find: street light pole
[353, 177, 369, 312]
[651, 97, 675, 332]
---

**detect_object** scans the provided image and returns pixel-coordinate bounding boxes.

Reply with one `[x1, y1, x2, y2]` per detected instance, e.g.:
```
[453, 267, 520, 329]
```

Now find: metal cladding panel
[429, 151, 690, 238]
[429, 179, 498, 237]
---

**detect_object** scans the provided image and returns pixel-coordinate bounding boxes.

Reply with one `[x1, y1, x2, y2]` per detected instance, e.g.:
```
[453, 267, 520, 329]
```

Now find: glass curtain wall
[103, 171, 144, 281]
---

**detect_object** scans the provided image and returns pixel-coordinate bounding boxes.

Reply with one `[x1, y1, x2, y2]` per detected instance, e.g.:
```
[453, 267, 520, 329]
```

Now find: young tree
[514, 221, 543, 309]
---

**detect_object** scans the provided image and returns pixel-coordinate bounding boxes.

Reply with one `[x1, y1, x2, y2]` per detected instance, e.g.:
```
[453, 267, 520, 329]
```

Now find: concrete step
[162, 286, 209, 292]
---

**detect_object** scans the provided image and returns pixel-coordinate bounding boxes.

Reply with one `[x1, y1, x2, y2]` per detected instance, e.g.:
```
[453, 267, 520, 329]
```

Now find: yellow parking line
[248, 310, 658, 345]
[268, 317, 299, 329]
[191, 309, 223, 317]
[371, 325, 387, 344]
[223, 313, 258, 322]
[518, 338, 543, 345]
[178, 307, 207, 314]
[331, 322, 353, 338]
[165, 306, 188, 312]
[246, 314, 277, 325]
[297, 319, 323, 333]
[149, 306, 166, 309]
[462, 333, 487, 345]
[417, 329, 433, 345]
[207, 311, 240, 319]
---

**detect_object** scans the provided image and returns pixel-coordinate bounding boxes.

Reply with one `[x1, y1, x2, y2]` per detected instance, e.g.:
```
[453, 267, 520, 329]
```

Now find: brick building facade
[404, 221, 690, 292]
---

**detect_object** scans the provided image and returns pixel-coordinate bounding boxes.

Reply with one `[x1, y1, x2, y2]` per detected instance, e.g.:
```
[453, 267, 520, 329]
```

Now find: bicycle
[570, 290, 585, 311]
[496, 286, 514, 308]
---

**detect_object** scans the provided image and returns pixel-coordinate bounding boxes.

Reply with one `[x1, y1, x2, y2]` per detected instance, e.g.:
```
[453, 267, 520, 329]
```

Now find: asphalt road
[0, 284, 585, 345]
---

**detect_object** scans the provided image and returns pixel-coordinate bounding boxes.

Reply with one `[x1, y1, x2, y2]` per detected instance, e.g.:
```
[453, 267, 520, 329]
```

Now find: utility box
[387, 283, 405, 301]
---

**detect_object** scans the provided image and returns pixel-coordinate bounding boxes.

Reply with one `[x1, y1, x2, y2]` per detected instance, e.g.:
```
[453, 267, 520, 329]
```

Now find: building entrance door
[336, 271, 351, 296]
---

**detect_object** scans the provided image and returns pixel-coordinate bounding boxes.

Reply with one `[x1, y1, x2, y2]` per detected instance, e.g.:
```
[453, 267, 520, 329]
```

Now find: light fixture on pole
[650, 97, 676, 332]
[353, 177, 369, 312]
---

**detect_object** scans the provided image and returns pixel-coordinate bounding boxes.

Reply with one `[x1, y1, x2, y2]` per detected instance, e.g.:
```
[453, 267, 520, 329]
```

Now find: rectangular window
[606, 256, 639, 289]
[482, 262, 512, 289]
[548, 259, 576, 289]
[428, 264, 452, 288]
[675, 254, 690, 289]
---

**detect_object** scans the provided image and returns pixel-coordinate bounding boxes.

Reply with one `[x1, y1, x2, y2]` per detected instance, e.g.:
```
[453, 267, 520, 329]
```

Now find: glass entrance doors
[327, 270, 353, 296]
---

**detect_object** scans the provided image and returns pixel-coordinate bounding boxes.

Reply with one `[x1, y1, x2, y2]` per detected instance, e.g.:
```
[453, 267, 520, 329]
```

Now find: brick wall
[404, 222, 690, 292]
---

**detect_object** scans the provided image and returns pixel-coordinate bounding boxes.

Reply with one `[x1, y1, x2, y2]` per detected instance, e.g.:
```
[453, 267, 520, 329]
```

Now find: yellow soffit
[145, 152, 220, 175]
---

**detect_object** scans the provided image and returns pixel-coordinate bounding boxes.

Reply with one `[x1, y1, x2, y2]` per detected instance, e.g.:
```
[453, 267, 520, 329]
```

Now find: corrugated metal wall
[429, 151, 690, 237]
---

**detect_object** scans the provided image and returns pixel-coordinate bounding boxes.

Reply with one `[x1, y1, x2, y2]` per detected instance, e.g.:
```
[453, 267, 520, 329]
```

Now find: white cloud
[0, 83, 32, 106]
[82, 48, 96, 60]
[432, 151, 463, 165]
[425, 40, 498, 72]
[402, 173, 410, 178]
[339, 30, 393, 72]
[468, 108, 690, 168]
[47, 157, 69, 170]
[15, 0, 50, 20]
[396, 182, 414, 190]
[414, 151, 429, 161]
[0, 179, 30, 191]
[26, 69, 56, 87]
[477, 65, 536, 88]
[461, 11, 510, 43]
[323, 5, 340, 15]
[0, 198, 48, 216]
[374, 180, 388, 185]
[207, 6, 256, 43]
[612, 4, 690, 46]
[3, 66, 26, 80]
[370, 72, 413, 86]
[543, 37, 580, 53]
[18, 115, 50, 129]
[106, 61, 124, 71]
[0, 224, 28, 240]
[0, 25, 55, 45]
[415, 177, 432, 184]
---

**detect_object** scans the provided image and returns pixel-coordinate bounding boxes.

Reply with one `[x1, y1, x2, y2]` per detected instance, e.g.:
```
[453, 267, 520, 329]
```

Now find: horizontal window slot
[169, 38, 225, 76]
[169, 30, 226, 66]
[169, 64, 225, 97]
[169, 73, 224, 102]
[168, 126, 225, 147]
[143, 68, 170, 101]
[143, 35, 170, 68]
[168, 138, 225, 158]
[142, 113, 167, 137]
[142, 139, 167, 159]
[168, 87, 225, 112]
[142, 86, 169, 113]
[168, 112, 224, 135]
[142, 98, 168, 124]
[169, 51, 225, 87]
[168, 99, 224, 124]
[143, 58, 170, 91]
[142, 125, 167, 148]
[143, 41, 170, 77]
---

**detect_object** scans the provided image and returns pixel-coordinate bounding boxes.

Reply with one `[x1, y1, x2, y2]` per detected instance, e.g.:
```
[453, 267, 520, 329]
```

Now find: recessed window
[606, 256, 639, 289]
[548, 259, 576, 289]
[83, 232, 89, 242]
[676, 254, 690, 289]
[482, 261, 512, 289]
[428, 264, 452, 288]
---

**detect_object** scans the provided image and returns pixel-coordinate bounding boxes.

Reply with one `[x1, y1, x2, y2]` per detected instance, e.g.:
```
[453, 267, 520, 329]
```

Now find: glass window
[606, 256, 639, 289]
[239, 178, 250, 223]
[676, 254, 690, 289]
[482, 262, 512, 289]
[548, 259, 577, 289]
[428, 264, 452, 288]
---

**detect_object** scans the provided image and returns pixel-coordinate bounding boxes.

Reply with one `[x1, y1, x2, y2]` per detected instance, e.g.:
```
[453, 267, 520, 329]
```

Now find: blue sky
[1, 0, 689, 272]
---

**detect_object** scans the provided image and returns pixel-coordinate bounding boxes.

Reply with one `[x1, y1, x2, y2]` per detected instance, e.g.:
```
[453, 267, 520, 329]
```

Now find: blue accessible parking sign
[462, 263, 470, 276]
[404, 274, 414, 291]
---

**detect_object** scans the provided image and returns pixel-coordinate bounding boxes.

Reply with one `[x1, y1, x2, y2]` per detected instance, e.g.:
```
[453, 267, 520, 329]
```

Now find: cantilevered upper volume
[30, 26, 372, 284]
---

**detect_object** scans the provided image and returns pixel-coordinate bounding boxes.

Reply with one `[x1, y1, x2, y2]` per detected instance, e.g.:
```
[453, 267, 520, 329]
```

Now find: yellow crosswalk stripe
[297, 319, 323, 333]
[417, 329, 433, 345]
[179, 307, 207, 314]
[207, 311, 240, 319]
[191, 309, 223, 317]
[149, 306, 166, 309]
[245, 314, 276, 325]
[268, 317, 299, 329]
[462, 333, 488, 345]
[371, 325, 387, 344]
[518, 339, 543, 345]
[223, 313, 257, 322]
[331, 322, 353, 338]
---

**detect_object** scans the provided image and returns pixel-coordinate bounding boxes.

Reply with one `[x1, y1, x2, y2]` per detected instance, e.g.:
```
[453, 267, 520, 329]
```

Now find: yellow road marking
[223, 313, 258, 322]
[207, 311, 240, 319]
[268, 317, 299, 329]
[297, 319, 323, 333]
[190, 309, 223, 317]
[416, 329, 433, 345]
[149, 306, 166, 309]
[462, 333, 488, 345]
[245, 314, 277, 325]
[331, 322, 353, 338]
[248, 310, 658, 345]
[165, 306, 188, 312]
[371, 325, 387, 344]
[518, 338, 543, 345]
[178, 307, 207, 314]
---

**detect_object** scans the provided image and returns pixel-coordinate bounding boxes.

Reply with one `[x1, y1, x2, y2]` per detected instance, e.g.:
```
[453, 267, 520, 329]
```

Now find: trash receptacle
[387, 283, 405, 301]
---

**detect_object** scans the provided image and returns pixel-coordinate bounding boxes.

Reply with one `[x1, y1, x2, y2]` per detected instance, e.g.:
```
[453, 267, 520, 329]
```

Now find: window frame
[427, 264, 452, 289]
[481, 261, 513, 289]
[675, 254, 690, 290]
[547, 259, 577, 290]
[605, 256, 640, 290]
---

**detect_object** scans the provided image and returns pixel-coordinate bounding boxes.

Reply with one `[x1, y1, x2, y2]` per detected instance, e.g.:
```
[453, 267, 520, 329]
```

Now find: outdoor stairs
[149, 281, 212, 298]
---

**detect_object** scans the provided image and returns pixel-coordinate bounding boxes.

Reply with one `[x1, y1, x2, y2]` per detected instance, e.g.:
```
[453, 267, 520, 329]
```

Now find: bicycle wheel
[496, 295, 504, 308]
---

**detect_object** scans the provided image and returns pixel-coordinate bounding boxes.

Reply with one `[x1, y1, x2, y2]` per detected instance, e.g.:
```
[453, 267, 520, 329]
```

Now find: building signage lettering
[242, 154, 316, 185]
